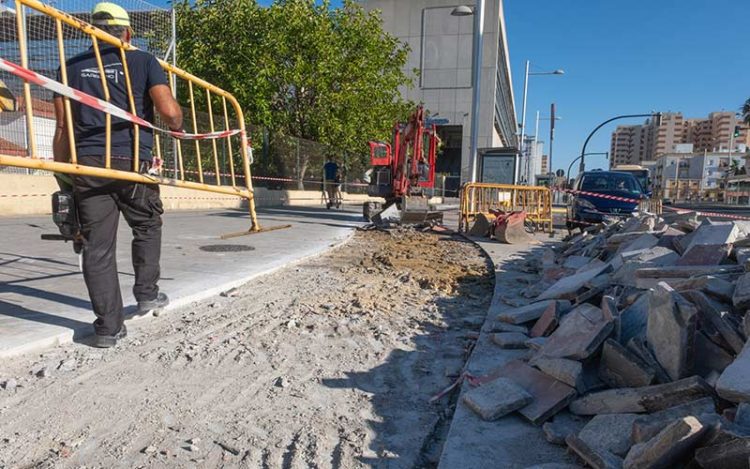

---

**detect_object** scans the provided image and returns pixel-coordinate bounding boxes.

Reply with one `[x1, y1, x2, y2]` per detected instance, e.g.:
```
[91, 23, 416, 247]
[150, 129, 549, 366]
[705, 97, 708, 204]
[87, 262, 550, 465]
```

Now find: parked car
[566, 170, 645, 231]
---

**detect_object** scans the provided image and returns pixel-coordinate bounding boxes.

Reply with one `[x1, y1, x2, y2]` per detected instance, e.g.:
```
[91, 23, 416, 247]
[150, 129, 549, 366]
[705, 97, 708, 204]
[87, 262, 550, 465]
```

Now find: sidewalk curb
[0, 229, 357, 359]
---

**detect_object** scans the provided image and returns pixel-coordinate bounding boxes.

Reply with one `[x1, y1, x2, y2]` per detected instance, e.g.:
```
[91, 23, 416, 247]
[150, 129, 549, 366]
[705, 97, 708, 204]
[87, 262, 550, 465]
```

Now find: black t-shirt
[57, 46, 169, 161]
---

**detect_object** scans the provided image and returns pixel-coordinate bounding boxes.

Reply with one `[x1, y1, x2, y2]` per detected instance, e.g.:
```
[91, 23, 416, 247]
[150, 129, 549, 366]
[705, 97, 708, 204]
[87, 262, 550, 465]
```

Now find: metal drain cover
[199, 244, 255, 253]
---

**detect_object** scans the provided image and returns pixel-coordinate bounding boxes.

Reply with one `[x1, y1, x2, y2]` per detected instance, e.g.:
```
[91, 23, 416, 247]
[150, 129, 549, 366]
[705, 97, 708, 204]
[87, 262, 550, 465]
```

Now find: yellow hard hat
[91, 2, 131, 28]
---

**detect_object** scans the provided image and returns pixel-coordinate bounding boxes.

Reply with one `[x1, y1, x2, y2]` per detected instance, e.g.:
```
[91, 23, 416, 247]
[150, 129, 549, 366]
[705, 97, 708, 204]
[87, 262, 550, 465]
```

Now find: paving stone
[611, 247, 679, 287]
[578, 413, 640, 457]
[676, 243, 731, 266]
[694, 436, 750, 469]
[617, 233, 660, 255]
[630, 397, 716, 444]
[716, 341, 750, 403]
[667, 276, 735, 303]
[489, 321, 529, 334]
[569, 376, 713, 415]
[623, 416, 706, 469]
[646, 283, 697, 381]
[499, 359, 577, 425]
[735, 247, 750, 267]
[523, 464, 583, 469]
[525, 337, 547, 350]
[533, 357, 583, 390]
[542, 412, 587, 445]
[733, 272, 750, 311]
[686, 291, 744, 355]
[635, 265, 743, 279]
[497, 300, 572, 325]
[536, 303, 613, 361]
[461, 377, 533, 421]
[598, 339, 655, 388]
[618, 294, 648, 345]
[565, 434, 623, 469]
[693, 331, 735, 378]
[491, 332, 529, 349]
[626, 337, 671, 384]
[537, 263, 611, 301]
[530, 302, 561, 338]
[734, 402, 750, 429]
[563, 255, 594, 270]
[679, 222, 739, 253]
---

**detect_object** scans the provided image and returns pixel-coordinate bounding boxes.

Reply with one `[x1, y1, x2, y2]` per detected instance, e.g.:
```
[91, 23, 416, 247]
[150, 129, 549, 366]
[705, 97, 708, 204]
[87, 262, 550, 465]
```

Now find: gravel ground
[0, 228, 494, 468]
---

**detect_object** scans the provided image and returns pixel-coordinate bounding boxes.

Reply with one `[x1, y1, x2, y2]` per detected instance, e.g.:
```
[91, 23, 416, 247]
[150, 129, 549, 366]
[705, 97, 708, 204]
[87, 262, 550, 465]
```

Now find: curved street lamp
[567, 152, 609, 186]
[579, 113, 662, 172]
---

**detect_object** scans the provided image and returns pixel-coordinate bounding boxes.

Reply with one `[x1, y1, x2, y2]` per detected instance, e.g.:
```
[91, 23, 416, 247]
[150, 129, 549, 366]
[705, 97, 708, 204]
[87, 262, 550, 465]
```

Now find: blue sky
[504, 0, 750, 175]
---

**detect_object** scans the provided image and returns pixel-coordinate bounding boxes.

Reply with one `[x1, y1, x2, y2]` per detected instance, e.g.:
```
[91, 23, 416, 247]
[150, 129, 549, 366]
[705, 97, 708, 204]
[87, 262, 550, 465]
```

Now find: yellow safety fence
[0, 0, 261, 235]
[460, 182, 553, 233]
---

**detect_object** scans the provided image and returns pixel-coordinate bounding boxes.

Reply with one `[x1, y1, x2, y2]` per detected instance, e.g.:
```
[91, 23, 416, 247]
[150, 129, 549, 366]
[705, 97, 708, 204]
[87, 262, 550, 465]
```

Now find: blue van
[566, 170, 645, 231]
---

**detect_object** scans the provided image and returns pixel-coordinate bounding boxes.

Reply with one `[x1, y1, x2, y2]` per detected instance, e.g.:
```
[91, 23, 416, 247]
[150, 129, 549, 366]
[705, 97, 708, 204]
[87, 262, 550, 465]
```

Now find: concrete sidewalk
[0, 206, 362, 357]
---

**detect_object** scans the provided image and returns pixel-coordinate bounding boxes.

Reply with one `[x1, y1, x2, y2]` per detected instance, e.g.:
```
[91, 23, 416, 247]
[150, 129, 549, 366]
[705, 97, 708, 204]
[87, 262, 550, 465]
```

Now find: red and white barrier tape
[0, 57, 244, 141]
[553, 187, 642, 204]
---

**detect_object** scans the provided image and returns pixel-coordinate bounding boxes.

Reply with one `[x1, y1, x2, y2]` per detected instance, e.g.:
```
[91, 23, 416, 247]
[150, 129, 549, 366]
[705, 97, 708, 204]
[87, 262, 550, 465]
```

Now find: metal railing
[0, 0, 260, 231]
[459, 182, 553, 233]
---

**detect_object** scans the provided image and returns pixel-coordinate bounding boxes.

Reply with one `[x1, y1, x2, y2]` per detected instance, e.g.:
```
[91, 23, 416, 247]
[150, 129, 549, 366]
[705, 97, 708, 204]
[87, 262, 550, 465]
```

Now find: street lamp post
[519, 61, 564, 183]
[579, 112, 662, 172]
[567, 152, 609, 184]
[452, 3, 484, 183]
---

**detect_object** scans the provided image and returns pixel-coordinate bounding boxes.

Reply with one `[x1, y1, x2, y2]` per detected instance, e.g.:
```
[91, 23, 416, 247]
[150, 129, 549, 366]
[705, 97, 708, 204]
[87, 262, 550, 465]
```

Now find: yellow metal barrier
[460, 182, 553, 233]
[0, 0, 260, 232]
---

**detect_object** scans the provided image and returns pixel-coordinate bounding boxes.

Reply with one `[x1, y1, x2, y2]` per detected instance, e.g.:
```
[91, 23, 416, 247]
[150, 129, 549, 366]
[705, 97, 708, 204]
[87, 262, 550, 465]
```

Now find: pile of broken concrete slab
[463, 214, 750, 468]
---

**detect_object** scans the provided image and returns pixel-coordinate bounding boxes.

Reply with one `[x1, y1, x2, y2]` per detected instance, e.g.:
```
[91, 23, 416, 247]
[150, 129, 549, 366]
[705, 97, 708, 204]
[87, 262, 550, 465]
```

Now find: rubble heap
[464, 214, 750, 468]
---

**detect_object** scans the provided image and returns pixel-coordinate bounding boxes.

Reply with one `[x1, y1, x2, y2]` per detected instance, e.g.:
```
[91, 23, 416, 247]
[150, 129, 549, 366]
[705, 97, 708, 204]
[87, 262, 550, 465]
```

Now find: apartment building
[652, 147, 730, 201]
[610, 111, 750, 168]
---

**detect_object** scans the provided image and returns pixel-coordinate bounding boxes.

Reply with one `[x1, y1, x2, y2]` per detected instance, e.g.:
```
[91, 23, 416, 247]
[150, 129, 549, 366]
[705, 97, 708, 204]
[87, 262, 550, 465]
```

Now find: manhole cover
[199, 244, 255, 252]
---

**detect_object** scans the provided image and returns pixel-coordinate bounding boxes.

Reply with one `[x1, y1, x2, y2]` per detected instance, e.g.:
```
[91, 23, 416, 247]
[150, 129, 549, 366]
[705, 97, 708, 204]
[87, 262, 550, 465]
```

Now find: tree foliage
[174, 0, 414, 164]
[742, 97, 750, 125]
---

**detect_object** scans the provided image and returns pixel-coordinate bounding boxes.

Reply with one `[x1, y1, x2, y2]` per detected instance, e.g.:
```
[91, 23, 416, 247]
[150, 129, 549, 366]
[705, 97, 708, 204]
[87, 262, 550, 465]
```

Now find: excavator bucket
[491, 210, 531, 244]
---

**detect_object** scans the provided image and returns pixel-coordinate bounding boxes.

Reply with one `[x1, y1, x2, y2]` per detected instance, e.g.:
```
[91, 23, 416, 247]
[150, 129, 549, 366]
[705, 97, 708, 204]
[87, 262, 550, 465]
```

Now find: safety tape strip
[0, 57, 243, 141]
[552, 187, 641, 204]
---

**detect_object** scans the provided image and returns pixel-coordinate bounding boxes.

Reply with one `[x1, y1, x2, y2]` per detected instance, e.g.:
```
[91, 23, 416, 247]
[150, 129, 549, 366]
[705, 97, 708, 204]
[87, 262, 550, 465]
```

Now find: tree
[174, 0, 415, 182]
[742, 97, 750, 125]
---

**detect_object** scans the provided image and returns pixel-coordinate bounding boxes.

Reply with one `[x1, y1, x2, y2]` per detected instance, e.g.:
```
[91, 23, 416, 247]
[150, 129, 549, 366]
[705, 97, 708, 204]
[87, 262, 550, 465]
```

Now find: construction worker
[52, 2, 183, 348]
[323, 156, 340, 209]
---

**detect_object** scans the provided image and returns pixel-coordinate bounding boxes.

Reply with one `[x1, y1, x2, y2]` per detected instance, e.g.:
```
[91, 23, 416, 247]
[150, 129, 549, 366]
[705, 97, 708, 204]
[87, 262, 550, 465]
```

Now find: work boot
[92, 324, 127, 348]
[137, 292, 170, 317]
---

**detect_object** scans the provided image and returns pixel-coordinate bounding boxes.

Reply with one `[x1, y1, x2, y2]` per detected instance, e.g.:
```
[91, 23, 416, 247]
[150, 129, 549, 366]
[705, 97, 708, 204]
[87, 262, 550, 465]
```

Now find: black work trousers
[74, 155, 163, 336]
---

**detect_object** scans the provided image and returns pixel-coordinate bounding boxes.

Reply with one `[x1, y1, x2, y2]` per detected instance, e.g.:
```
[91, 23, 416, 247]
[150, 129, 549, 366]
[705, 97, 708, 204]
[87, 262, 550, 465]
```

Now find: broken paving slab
[537, 262, 611, 300]
[530, 302, 561, 338]
[489, 322, 529, 334]
[497, 300, 571, 325]
[616, 233, 659, 255]
[716, 341, 750, 403]
[569, 376, 713, 415]
[491, 332, 529, 349]
[563, 255, 594, 270]
[533, 357, 584, 391]
[598, 339, 655, 388]
[676, 221, 739, 254]
[693, 434, 750, 468]
[666, 276, 735, 303]
[626, 337, 671, 384]
[565, 434, 623, 469]
[542, 412, 587, 445]
[499, 360, 577, 425]
[733, 272, 750, 311]
[536, 303, 613, 361]
[630, 397, 716, 444]
[611, 247, 680, 287]
[635, 265, 744, 279]
[578, 413, 640, 457]
[618, 294, 649, 345]
[686, 291, 744, 355]
[646, 282, 697, 381]
[693, 331, 735, 378]
[623, 416, 707, 469]
[462, 377, 533, 421]
[675, 244, 731, 266]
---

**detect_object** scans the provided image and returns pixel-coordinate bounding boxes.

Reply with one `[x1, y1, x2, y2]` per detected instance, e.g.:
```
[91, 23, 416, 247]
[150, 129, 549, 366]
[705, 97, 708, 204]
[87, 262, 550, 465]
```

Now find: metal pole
[532, 110, 539, 183]
[171, 7, 178, 174]
[468, 0, 484, 183]
[549, 103, 556, 178]
[519, 59, 529, 182]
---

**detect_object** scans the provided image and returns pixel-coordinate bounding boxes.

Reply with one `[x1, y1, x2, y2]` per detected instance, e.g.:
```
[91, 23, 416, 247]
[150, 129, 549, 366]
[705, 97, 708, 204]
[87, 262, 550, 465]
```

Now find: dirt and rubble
[452, 213, 750, 468]
[0, 228, 494, 468]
